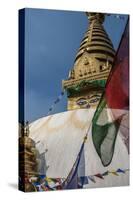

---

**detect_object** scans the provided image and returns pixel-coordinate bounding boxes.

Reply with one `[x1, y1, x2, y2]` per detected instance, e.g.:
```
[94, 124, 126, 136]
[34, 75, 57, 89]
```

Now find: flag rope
[30, 168, 129, 191]
[46, 90, 65, 116]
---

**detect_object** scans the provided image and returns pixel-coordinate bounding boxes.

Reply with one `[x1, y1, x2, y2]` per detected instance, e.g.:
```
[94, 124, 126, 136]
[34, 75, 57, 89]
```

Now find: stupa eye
[89, 95, 101, 103]
[76, 98, 88, 106]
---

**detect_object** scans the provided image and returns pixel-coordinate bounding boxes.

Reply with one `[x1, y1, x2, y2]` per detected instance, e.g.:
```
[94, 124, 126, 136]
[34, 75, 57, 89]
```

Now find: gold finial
[86, 12, 105, 24]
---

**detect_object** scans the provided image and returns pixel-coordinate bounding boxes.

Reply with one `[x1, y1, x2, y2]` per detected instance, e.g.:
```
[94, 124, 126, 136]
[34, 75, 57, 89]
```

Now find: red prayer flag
[106, 20, 129, 112]
[105, 19, 129, 152]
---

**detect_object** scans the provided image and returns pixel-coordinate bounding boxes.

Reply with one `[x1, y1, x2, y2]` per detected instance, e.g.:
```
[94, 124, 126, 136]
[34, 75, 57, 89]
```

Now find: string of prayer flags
[109, 171, 119, 176]
[102, 171, 109, 176]
[31, 168, 129, 191]
[116, 168, 125, 173]
[47, 91, 65, 115]
[88, 175, 96, 183]
[94, 173, 104, 179]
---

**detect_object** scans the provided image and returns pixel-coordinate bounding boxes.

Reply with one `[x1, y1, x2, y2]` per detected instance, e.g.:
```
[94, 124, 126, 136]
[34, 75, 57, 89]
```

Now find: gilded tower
[62, 12, 115, 110]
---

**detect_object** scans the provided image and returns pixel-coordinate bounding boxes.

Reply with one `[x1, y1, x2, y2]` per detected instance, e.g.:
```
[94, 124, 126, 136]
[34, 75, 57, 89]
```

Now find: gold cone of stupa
[63, 12, 115, 110]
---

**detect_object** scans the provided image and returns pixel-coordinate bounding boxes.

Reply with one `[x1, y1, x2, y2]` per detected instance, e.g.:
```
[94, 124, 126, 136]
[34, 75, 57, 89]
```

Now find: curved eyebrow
[76, 98, 87, 101]
[88, 94, 101, 99]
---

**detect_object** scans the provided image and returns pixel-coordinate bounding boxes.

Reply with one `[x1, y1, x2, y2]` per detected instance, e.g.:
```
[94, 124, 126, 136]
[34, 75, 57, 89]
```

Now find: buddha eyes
[89, 95, 101, 103]
[76, 98, 88, 106]
[89, 98, 100, 103]
[76, 95, 101, 107]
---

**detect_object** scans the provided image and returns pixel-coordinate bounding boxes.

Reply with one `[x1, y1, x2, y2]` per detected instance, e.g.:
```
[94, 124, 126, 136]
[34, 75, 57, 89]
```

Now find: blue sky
[23, 8, 128, 122]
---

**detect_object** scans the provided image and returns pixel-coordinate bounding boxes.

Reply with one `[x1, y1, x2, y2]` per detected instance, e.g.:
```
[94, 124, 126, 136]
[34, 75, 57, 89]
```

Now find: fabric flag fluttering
[92, 18, 129, 167]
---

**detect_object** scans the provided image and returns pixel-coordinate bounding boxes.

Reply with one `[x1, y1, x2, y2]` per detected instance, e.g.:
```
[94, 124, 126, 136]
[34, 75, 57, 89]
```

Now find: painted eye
[76, 98, 88, 106]
[89, 98, 99, 103]
[89, 95, 101, 103]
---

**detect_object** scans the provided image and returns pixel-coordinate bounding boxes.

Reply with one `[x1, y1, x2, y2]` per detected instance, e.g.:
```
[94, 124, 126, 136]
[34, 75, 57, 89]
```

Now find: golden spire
[62, 12, 115, 110]
[74, 12, 115, 65]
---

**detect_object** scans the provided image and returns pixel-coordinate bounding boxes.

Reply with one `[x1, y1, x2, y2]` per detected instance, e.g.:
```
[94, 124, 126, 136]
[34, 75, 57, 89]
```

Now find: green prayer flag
[92, 98, 123, 167]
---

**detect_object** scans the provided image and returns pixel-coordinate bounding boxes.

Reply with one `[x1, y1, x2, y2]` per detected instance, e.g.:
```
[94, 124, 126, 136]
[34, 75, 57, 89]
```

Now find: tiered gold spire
[75, 13, 115, 65]
[62, 12, 115, 110]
